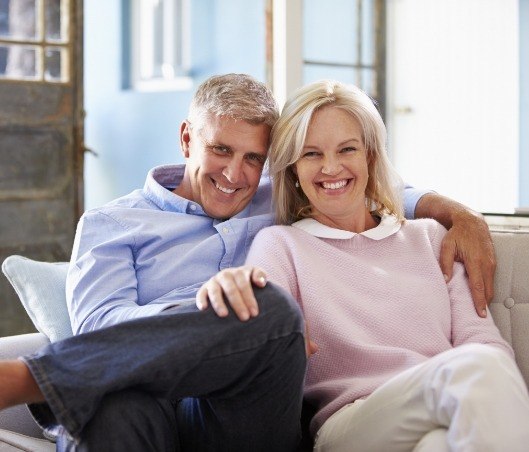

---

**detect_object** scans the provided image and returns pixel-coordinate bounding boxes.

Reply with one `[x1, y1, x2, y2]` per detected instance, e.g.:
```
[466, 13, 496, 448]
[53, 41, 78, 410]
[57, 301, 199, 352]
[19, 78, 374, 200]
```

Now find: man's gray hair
[188, 73, 279, 130]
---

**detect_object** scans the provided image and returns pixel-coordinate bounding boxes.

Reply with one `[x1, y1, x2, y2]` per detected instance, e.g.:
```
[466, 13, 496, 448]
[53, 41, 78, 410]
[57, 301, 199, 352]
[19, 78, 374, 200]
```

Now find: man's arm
[414, 192, 496, 317]
[67, 211, 182, 334]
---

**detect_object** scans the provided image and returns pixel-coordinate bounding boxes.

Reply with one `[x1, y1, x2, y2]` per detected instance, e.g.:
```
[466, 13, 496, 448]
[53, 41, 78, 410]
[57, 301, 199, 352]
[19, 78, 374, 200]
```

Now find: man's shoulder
[104, 189, 152, 210]
[81, 189, 157, 226]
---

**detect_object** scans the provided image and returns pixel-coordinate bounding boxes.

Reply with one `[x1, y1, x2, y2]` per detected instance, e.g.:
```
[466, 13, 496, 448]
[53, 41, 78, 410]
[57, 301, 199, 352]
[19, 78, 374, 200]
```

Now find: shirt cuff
[403, 185, 434, 219]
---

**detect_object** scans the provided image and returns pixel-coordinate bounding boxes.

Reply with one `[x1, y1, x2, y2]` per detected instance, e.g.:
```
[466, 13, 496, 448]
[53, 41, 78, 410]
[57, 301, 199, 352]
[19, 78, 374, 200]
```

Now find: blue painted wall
[84, 0, 266, 210]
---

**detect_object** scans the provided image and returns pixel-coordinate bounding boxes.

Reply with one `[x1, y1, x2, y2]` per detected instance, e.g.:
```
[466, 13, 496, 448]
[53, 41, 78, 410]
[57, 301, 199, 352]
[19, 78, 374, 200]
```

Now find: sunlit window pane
[0, 43, 41, 80]
[44, 45, 67, 81]
[0, 0, 39, 41]
[304, 0, 359, 65]
[360, 68, 377, 97]
[46, 0, 68, 42]
[130, 0, 191, 91]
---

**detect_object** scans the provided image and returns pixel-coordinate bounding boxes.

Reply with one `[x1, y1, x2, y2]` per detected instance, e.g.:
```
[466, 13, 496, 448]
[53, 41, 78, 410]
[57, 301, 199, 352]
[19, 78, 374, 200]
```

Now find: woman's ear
[180, 120, 191, 158]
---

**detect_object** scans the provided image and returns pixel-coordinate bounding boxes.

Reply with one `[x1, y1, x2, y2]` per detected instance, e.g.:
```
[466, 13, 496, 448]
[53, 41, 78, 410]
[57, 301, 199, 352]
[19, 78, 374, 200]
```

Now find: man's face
[175, 114, 271, 219]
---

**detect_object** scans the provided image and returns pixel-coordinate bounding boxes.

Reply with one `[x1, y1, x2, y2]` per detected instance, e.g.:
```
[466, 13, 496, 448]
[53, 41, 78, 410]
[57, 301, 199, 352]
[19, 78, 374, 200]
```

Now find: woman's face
[294, 106, 370, 230]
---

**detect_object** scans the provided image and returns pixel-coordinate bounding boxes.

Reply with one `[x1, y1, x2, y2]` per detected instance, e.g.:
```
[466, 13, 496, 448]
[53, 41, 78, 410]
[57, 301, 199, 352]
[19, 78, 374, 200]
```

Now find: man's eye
[247, 154, 265, 164]
[213, 146, 230, 154]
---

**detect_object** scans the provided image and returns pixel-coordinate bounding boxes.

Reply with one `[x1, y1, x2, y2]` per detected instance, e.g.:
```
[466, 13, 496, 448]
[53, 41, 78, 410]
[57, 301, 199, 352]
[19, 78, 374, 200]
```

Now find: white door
[386, 0, 519, 213]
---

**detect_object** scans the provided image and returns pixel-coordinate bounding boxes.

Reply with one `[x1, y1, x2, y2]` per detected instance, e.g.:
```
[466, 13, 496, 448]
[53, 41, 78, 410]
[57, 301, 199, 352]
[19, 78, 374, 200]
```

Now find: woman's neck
[311, 208, 379, 233]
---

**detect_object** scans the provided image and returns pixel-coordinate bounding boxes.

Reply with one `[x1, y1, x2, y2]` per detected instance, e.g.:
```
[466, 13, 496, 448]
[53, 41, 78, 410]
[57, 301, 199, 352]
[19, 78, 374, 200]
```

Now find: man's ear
[180, 120, 191, 158]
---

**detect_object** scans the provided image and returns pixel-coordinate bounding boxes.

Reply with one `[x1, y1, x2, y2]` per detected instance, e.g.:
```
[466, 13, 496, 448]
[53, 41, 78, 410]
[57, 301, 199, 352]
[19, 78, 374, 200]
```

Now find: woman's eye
[341, 147, 357, 153]
[303, 151, 319, 158]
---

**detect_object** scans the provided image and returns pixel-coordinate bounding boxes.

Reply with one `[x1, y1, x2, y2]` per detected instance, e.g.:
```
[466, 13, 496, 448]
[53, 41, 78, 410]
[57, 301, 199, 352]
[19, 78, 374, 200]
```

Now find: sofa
[0, 229, 528, 451]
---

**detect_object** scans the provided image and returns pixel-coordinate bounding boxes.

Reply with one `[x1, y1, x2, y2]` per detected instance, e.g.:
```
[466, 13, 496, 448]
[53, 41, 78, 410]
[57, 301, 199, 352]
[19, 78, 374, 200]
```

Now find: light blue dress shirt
[66, 164, 428, 334]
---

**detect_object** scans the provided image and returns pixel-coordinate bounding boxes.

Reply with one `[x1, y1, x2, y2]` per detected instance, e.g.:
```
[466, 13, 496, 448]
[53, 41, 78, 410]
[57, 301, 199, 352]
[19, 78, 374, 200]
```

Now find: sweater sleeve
[245, 227, 299, 301]
[429, 223, 514, 358]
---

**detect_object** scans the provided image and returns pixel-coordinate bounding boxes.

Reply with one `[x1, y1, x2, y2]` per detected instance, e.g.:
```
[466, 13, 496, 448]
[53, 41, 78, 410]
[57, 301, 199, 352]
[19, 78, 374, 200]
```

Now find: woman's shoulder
[254, 224, 306, 241]
[401, 218, 448, 252]
[403, 218, 447, 235]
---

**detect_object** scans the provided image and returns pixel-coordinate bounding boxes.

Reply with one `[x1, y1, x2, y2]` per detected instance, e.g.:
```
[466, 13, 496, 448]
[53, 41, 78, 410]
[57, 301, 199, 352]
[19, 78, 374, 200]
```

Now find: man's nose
[222, 158, 244, 184]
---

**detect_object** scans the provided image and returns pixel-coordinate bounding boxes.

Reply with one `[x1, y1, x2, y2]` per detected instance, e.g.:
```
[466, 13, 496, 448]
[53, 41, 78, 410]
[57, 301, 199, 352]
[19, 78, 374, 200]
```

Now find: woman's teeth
[321, 180, 348, 190]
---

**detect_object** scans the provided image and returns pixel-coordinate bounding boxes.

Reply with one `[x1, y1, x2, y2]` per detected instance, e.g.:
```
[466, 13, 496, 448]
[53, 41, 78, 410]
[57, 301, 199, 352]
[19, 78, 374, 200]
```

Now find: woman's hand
[196, 266, 267, 321]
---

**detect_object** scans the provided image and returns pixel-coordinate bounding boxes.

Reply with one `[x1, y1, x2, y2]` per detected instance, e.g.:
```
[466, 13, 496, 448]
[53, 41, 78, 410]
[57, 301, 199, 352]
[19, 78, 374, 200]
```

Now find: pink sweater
[245, 218, 513, 435]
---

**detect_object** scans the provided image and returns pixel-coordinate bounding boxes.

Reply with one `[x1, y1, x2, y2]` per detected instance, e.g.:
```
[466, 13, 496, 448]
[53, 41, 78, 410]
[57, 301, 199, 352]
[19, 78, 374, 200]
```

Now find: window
[0, 0, 69, 83]
[129, 0, 191, 91]
[272, 0, 527, 215]
[303, 0, 385, 117]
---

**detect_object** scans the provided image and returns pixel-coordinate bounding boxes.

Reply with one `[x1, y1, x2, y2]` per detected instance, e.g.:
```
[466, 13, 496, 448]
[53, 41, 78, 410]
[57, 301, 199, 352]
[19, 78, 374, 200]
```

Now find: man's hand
[305, 322, 318, 357]
[439, 209, 496, 317]
[415, 193, 496, 317]
[196, 266, 267, 321]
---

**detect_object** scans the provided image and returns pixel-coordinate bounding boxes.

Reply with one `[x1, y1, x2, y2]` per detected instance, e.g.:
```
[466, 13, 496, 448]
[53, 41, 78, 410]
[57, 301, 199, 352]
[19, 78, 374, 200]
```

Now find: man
[0, 74, 495, 451]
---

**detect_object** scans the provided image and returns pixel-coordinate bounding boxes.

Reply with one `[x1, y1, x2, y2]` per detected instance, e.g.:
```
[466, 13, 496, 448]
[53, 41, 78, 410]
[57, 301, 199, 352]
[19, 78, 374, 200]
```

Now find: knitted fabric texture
[246, 218, 512, 435]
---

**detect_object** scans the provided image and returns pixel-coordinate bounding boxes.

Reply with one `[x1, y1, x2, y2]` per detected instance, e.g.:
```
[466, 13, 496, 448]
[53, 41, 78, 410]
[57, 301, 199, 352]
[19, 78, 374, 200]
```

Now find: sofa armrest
[0, 333, 50, 438]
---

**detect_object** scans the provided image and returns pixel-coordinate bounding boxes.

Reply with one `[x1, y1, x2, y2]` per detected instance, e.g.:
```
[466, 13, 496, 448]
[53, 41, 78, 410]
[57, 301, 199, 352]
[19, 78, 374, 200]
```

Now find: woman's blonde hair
[269, 80, 405, 225]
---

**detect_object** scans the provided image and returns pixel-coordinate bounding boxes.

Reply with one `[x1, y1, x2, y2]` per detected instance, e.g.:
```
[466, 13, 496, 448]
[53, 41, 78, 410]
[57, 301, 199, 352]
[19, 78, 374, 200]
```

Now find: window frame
[0, 0, 70, 84]
[128, 0, 192, 92]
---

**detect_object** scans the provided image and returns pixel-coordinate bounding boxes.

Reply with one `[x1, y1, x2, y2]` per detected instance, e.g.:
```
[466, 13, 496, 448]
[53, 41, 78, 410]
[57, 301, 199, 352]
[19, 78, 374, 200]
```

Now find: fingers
[304, 321, 318, 357]
[195, 266, 267, 321]
[196, 277, 229, 317]
[439, 235, 456, 282]
[440, 209, 497, 316]
[251, 268, 267, 288]
[483, 256, 496, 303]
[467, 270, 488, 318]
[196, 284, 210, 311]
[306, 339, 318, 357]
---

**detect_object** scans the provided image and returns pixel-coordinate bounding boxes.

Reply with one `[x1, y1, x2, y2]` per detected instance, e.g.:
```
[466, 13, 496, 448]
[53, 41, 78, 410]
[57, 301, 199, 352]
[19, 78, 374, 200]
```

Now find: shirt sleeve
[429, 224, 514, 357]
[403, 184, 432, 220]
[66, 210, 180, 334]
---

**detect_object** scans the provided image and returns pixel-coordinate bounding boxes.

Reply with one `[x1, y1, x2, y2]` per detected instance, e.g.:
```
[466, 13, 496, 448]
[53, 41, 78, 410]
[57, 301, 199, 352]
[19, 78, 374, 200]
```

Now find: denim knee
[253, 282, 305, 335]
[61, 389, 178, 452]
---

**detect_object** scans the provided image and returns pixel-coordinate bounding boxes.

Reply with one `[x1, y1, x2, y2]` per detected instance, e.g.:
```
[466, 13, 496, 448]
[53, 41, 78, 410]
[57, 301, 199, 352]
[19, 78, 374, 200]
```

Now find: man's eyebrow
[203, 138, 231, 150]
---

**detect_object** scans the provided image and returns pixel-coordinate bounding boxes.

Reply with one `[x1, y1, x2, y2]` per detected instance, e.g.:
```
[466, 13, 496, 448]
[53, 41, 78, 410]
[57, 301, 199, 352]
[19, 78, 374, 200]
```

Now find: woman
[245, 81, 529, 451]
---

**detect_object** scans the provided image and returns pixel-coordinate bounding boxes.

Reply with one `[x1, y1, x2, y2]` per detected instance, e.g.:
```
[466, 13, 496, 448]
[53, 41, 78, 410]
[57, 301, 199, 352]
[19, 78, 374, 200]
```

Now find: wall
[521, 0, 529, 208]
[386, 0, 519, 213]
[83, 0, 266, 210]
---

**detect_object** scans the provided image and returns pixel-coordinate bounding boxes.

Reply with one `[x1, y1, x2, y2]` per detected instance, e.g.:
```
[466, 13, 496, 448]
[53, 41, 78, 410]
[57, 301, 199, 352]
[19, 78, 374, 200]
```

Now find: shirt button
[189, 204, 197, 211]
[222, 227, 229, 234]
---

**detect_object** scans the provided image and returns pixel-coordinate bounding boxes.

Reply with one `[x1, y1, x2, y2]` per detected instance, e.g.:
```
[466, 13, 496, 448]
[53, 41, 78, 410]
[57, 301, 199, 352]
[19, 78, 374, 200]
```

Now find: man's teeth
[321, 180, 347, 190]
[215, 182, 236, 194]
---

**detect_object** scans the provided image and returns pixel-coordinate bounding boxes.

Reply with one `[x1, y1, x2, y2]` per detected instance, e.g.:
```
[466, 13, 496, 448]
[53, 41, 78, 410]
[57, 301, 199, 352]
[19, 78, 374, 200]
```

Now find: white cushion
[1, 256, 72, 342]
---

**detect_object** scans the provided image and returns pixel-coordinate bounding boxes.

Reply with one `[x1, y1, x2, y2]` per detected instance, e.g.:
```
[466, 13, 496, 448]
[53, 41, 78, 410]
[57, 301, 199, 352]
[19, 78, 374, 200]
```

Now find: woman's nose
[321, 157, 343, 176]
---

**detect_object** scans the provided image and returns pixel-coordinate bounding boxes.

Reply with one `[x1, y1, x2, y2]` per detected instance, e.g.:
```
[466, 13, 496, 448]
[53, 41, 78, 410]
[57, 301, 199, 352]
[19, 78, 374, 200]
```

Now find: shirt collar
[292, 214, 401, 240]
[143, 164, 206, 214]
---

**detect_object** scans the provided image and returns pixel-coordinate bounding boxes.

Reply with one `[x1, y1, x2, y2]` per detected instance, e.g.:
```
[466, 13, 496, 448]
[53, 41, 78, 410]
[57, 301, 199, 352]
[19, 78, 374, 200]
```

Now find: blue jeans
[23, 283, 306, 451]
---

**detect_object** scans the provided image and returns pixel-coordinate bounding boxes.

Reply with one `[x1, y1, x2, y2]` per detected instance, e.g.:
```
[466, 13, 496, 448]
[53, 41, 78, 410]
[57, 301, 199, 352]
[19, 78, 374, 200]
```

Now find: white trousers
[314, 344, 529, 452]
